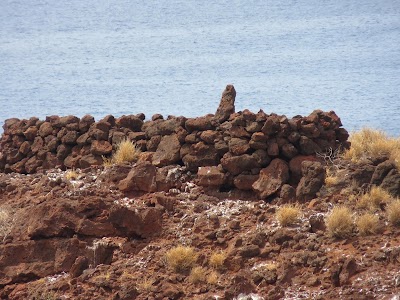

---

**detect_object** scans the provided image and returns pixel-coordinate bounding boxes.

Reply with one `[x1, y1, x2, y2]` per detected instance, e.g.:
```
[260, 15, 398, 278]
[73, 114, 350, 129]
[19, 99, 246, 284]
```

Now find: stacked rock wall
[0, 86, 349, 197]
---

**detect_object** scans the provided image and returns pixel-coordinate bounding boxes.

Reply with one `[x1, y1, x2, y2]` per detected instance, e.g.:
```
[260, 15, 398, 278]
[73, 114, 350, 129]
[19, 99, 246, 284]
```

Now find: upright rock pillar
[214, 84, 236, 123]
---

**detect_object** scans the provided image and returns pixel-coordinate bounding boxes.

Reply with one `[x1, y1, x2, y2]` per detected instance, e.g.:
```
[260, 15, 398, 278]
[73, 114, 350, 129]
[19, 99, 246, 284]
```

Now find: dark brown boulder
[289, 155, 321, 183]
[185, 115, 214, 132]
[61, 130, 79, 145]
[38, 122, 53, 137]
[221, 153, 260, 175]
[79, 114, 95, 132]
[214, 84, 236, 123]
[116, 115, 144, 132]
[233, 174, 259, 190]
[23, 126, 38, 141]
[228, 138, 250, 155]
[262, 114, 281, 136]
[91, 140, 112, 155]
[197, 166, 226, 187]
[152, 134, 181, 167]
[296, 161, 325, 201]
[371, 160, 396, 185]
[299, 136, 321, 155]
[252, 158, 289, 199]
[182, 142, 219, 172]
[118, 161, 157, 192]
[381, 169, 400, 197]
[79, 154, 103, 168]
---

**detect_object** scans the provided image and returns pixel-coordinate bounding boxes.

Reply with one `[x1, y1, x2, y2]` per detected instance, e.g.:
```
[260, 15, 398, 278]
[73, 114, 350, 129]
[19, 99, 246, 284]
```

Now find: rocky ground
[0, 156, 400, 300]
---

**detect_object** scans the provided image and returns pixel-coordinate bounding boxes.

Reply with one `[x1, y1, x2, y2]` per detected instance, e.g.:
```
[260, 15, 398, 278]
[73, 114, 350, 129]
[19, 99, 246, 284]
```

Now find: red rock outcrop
[0, 86, 351, 200]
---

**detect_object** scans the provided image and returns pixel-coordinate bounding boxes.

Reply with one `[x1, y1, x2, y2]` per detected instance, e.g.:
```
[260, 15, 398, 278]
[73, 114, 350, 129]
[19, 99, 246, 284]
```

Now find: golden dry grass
[103, 139, 141, 166]
[343, 128, 400, 168]
[207, 271, 219, 285]
[136, 278, 153, 292]
[387, 199, 400, 227]
[325, 206, 354, 238]
[276, 204, 300, 227]
[357, 186, 393, 210]
[189, 266, 206, 284]
[356, 213, 380, 236]
[165, 245, 198, 273]
[65, 169, 79, 181]
[325, 168, 340, 187]
[209, 251, 226, 270]
[264, 262, 278, 271]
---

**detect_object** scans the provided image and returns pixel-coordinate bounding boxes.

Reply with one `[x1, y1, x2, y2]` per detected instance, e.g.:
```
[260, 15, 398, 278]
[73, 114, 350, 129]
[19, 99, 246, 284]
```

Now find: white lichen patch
[283, 284, 324, 299]
[234, 293, 265, 300]
[45, 272, 68, 283]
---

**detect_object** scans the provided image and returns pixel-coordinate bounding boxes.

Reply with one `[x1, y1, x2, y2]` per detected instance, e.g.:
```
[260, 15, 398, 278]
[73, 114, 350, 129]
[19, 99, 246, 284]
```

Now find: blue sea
[1, 0, 399, 136]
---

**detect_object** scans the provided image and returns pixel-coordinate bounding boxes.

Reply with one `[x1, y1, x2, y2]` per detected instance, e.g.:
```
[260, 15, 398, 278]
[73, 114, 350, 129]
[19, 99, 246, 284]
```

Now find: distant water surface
[0, 0, 399, 136]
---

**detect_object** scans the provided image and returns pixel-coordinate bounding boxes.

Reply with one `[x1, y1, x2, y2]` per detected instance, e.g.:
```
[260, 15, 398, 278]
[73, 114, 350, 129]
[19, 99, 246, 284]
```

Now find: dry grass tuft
[343, 128, 400, 168]
[165, 245, 198, 273]
[387, 199, 400, 227]
[276, 204, 300, 227]
[325, 206, 354, 238]
[209, 251, 226, 270]
[103, 139, 141, 166]
[189, 266, 206, 284]
[356, 213, 380, 236]
[324, 168, 340, 187]
[207, 271, 219, 285]
[357, 186, 393, 210]
[136, 277, 153, 292]
[65, 169, 79, 181]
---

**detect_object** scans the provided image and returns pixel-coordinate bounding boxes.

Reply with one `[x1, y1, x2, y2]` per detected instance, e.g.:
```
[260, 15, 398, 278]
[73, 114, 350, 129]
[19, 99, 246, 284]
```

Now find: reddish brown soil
[0, 161, 400, 300]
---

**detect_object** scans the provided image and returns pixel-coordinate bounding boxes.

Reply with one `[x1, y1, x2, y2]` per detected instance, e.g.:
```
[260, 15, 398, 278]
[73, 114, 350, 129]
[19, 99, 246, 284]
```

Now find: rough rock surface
[214, 84, 236, 123]
[252, 158, 289, 199]
[0, 154, 400, 299]
[296, 161, 325, 201]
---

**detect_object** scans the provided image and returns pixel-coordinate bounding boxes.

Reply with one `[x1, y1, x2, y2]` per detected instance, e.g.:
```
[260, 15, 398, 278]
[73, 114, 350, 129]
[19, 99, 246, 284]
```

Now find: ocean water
[0, 0, 399, 136]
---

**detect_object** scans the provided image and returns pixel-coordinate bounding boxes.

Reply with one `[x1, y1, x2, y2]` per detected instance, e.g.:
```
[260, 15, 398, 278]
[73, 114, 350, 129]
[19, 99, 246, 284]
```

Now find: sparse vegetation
[136, 277, 153, 292]
[343, 128, 400, 168]
[65, 169, 79, 181]
[276, 204, 300, 227]
[387, 199, 400, 226]
[325, 168, 340, 187]
[165, 245, 198, 273]
[209, 251, 226, 270]
[326, 206, 354, 238]
[189, 266, 206, 284]
[103, 139, 141, 166]
[357, 186, 393, 210]
[207, 270, 219, 285]
[356, 213, 380, 236]
[264, 262, 278, 271]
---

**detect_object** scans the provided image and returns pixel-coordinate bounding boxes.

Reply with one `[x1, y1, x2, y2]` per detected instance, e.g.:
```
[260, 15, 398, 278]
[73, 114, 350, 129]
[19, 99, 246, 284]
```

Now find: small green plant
[103, 139, 141, 166]
[209, 251, 226, 270]
[356, 213, 380, 236]
[165, 245, 198, 273]
[189, 266, 206, 284]
[276, 204, 300, 227]
[325, 206, 354, 238]
[357, 186, 393, 210]
[387, 199, 400, 226]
